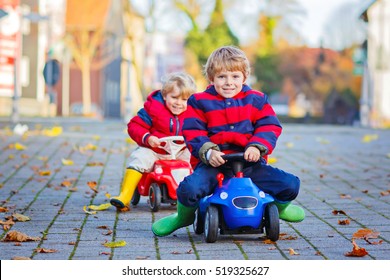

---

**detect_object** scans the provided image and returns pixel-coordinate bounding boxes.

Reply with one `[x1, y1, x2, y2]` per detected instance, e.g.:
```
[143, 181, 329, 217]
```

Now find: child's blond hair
[161, 72, 197, 99]
[204, 46, 250, 82]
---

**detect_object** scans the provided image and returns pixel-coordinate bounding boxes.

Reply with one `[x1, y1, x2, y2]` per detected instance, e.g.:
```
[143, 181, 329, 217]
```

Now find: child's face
[211, 70, 246, 98]
[164, 86, 188, 115]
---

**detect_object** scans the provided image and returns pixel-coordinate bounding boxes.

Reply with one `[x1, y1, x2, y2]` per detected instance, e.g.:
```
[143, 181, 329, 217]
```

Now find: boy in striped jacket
[152, 46, 305, 237]
[110, 72, 196, 210]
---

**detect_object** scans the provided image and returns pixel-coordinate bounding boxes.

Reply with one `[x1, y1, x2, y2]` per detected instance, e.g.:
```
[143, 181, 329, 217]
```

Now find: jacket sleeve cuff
[142, 133, 151, 146]
[246, 144, 268, 156]
[199, 142, 220, 165]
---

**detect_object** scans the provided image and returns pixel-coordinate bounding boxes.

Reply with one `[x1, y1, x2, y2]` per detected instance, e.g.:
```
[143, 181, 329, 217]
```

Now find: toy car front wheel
[265, 203, 279, 241]
[204, 205, 219, 243]
[193, 208, 204, 234]
[131, 188, 140, 206]
[148, 183, 161, 212]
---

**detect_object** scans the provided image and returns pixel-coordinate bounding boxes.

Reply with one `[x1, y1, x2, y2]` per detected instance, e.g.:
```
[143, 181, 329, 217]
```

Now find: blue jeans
[177, 161, 300, 207]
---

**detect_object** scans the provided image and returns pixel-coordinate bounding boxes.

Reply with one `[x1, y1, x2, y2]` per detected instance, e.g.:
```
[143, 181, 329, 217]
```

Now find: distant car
[130, 136, 192, 212]
[193, 153, 279, 243]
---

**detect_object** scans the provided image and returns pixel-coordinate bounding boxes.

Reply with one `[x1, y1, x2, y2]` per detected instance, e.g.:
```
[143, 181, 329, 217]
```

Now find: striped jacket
[128, 90, 185, 154]
[183, 84, 282, 167]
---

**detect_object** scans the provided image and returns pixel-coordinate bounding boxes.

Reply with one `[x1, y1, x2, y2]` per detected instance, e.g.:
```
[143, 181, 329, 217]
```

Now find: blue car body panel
[199, 177, 274, 230]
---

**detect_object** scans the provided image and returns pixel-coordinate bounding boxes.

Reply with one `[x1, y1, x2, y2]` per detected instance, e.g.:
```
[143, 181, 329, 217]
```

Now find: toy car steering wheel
[159, 136, 187, 159]
[222, 152, 257, 175]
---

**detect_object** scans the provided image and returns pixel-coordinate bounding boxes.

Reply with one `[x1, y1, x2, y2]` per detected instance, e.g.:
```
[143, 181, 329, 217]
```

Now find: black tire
[265, 203, 279, 241]
[204, 205, 219, 243]
[131, 188, 140, 206]
[148, 183, 161, 212]
[193, 208, 204, 234]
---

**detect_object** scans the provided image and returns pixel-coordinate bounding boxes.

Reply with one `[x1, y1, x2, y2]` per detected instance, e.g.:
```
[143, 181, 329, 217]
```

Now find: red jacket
[128, 90, 186, 154]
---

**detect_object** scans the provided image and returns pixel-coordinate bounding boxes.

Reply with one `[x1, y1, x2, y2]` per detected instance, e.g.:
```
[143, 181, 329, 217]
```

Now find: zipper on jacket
[175, 116, 180, 135]
[169, 118, 174, 133]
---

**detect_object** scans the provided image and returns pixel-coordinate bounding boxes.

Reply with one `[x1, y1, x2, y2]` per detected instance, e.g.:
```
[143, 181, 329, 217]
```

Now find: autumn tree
[252, 0, 305, 95]
[175, 0, 238, 83]
[64, 0, 111, 116]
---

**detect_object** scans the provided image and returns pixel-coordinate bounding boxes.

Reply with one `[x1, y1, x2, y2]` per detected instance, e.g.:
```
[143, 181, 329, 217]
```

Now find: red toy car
[130, 136, 192, 212]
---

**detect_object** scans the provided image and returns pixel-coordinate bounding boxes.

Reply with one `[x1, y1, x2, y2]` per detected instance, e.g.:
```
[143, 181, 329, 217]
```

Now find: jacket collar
[205, 84, 252, 95]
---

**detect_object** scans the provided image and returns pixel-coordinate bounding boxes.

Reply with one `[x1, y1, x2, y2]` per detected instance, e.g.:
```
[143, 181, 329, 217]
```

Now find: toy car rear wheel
[148, 183, 161, 212]
[204, 205, 219, 243]
[131, 188, 140, 206]
[193, 208, 204, 234]
[265, 203, 279, 241]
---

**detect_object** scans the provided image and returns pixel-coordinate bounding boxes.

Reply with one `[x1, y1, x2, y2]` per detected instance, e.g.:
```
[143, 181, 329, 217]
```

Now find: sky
[296, 0, 361, 47]
[131, 0, 368, 50]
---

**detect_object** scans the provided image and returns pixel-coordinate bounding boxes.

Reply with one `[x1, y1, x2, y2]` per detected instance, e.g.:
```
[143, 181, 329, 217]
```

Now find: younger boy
[110, 72, 197, 209]
[152, 46, 305, 237]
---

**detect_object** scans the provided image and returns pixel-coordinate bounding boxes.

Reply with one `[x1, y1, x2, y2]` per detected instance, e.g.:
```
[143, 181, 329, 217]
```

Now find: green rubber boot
[274, 201, 305, 222]
[152, 202, 196, 237]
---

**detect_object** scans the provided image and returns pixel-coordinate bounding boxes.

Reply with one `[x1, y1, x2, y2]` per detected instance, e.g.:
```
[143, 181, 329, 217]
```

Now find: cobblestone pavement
[0, 118, 389, 260]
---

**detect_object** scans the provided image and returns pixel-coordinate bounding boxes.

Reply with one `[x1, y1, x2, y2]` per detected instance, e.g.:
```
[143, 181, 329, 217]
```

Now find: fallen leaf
[285, 142, 294, 148]
[12, 213, 31, 222]
[92, 135, 101, 140]
[353, 228, 380, 239]
[380, 190, 390, 196]
[88, 203, 111, 211]
[340, 194, 351, 199]
[103, 240, 126, 248]
[83, 206, 97, 215]
[14, 142, 27, 150]
[34, 248, 57, 253]
[279, 233, 298, 240]
[42, 126, 63, 137]
[38, 170, 51, 176]
[61, 158, 74, 166]
[99, 252, 110, 255]
[83, 143, 97, 151]
[37, 156, 48, 161]
[338, 219, 350, 225]
[361, 134, 378, 143]
[87, 181, 98, 193]
[61, 180, 73, 187]
[97, 225, 110, 230]
[87, 162, 104, 166]
[119, 206, 130, 212]
[0, 207, 8, 212]
[12, 256, 31, 260]
[288, 248, 300, 255]
[345, 239, 368, 257]
[332, 209, 347, 215]
[135, 256, 150, 260]
[1, 230, 41, 242]
[267, 157, 277, 164]
[0, 219, 15, 230]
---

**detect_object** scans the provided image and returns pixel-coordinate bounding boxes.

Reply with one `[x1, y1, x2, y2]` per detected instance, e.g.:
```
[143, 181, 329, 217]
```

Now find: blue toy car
[193, 153, 280, 243]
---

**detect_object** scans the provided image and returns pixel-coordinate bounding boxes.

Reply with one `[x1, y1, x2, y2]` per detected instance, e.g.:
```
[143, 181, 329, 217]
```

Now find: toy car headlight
[232, 196, 258, 209]
[171, 168, 191, 184]
[155, 165, 163, 174]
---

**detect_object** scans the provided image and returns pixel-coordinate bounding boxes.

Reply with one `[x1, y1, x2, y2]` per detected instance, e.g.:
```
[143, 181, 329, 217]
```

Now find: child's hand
[148, 136, 161, 148]
[209, 150, 226, 167]
[244, 146, 260, 162]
